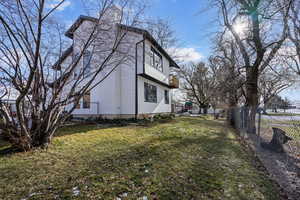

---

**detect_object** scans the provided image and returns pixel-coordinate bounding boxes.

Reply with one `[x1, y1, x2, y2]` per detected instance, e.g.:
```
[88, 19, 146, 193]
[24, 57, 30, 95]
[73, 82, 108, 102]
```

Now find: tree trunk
[227, 108, 234, 126]
[245, 66, 259, 134]
[198, 107, 202, 114]
[227, 94, 238, 126]
[203, 106, 208, 114]
[262, 103, 268, 114]
[261, 127, 292, 153]
[2, 117, 56, 151]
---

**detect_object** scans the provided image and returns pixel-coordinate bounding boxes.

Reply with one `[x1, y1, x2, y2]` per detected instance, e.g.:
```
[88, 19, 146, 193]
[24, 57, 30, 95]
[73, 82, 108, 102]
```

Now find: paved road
[262, 109, 300, 121]
[262, 115, 300, 121]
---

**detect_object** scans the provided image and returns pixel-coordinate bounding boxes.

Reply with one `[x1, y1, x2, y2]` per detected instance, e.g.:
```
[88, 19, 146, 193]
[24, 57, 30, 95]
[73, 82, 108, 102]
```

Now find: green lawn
[0, 117, 280, 200]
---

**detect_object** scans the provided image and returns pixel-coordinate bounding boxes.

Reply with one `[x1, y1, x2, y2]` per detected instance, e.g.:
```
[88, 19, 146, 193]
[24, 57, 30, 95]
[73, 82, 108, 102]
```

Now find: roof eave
[64, 18, 180, 69]
[65, 15, 98, 39]
[117, 24, 180, 69]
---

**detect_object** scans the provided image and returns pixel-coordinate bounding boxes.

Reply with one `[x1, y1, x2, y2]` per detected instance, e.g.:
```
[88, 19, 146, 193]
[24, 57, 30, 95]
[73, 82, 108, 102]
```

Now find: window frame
[82, 92, 91, 109]
[150, 47, 163, 72]
[75, 102, 81, 109]
[144, 82, 157, 103]
[72, 52, 80, 79]
[164, 90, 169, 104]
[83, 50, 92, 78]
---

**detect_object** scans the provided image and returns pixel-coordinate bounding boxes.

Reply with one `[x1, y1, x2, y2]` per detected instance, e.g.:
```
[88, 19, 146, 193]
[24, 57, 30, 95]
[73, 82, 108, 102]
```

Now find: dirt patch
[240, 132, 300, 200]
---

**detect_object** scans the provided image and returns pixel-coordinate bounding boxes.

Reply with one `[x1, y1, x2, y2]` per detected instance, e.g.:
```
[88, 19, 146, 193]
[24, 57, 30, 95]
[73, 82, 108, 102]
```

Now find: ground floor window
[164, 90, 169, 104]
[144, 82, 157, 103]
[75, 101, 81, 109]
[83, 92, 91, 109]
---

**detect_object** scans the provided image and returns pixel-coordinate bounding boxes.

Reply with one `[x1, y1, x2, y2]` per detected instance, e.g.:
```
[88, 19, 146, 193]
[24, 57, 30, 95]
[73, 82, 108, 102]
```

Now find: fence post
[257, 110, 262, 145]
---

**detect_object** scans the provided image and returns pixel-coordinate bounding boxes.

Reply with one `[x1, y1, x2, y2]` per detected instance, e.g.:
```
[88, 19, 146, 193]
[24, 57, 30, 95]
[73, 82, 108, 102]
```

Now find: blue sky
[50, 0, 218, 61]
[148, 0, 219, 57]
[49, 0, 300, 102]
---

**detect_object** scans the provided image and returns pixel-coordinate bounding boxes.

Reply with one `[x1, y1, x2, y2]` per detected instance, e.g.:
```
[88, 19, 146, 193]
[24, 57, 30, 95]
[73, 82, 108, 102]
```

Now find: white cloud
[169, 47, 203, 63]
[47, 0, 71, 11]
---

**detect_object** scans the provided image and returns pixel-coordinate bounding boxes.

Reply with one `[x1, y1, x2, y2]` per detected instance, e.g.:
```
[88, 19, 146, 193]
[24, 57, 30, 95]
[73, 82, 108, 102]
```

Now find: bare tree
[180, 62, 218, 114]
[286, 0, 300, 75]
[210, 35, 245, 108]
[0, 0, 145, 151]
[214, 0, 292, 133]
[259, 67, 295, 111]
[142, 17, 186, 65]
[144, 18, 177, 50]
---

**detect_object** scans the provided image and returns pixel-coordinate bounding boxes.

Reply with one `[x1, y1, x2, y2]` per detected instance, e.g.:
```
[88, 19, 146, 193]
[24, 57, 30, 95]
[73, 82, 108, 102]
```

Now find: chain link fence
[229, 106, 300, 199]
[259, 109, 300, 159]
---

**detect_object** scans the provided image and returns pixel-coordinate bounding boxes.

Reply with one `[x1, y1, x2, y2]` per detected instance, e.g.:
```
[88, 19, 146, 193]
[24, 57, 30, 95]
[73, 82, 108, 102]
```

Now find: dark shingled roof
[65, 15, 97, 39]
[64, 15, 180, 69]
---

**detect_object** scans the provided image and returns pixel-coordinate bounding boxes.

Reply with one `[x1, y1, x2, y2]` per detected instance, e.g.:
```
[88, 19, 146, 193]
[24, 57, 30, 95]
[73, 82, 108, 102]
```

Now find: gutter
[135, 37, 145, 119]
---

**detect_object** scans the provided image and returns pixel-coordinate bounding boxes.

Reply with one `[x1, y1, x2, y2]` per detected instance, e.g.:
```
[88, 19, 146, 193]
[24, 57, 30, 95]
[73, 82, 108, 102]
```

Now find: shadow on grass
[177, 116, 225, 126]
[51, 121, 277, 199]
[0, 146, 22, 156]
[0, 119, 176, 156]
[57, 119, 176, 137]
[0, 117, 279, 199]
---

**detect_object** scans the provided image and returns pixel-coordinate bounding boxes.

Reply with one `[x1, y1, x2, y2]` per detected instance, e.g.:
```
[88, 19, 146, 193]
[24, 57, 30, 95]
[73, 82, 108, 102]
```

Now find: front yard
[0, 117, 280, 199]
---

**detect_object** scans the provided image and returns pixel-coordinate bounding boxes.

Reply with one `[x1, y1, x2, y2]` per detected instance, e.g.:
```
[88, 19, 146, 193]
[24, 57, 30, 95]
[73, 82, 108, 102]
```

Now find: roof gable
[64, 15, 180, 69]
[118, 24, 179, 69]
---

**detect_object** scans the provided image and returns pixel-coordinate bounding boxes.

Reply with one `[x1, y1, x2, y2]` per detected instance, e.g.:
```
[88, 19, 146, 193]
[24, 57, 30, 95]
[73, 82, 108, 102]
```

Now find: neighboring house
[0, 87, 19, 117]
[53, 6, 179, 119]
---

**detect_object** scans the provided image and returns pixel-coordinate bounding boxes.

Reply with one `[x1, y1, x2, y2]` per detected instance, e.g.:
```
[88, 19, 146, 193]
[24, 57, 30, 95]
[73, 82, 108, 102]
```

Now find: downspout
[135, 37, 145, 119]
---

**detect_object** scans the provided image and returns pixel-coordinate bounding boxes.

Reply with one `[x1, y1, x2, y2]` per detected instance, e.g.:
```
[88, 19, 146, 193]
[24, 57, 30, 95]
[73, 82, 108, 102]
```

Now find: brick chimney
[101, 5, 122, 25]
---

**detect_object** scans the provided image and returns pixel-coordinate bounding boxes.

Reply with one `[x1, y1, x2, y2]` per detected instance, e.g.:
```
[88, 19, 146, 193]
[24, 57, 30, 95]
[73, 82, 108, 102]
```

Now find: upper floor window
[83, 50, 92, 77]
[72, 51, 92, 79]
[73, 53, 80, 79]
[164, 90, 169, 104]
[150, 47, 163, 72]
[144, 82, 157, 103]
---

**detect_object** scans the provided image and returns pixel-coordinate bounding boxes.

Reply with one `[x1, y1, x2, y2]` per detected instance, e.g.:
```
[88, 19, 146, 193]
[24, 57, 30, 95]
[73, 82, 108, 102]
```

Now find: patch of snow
[120, 192, 128, 197]
[72, 186, 80, 196]
[138, 196, 148, 200]
[20, 192, 42, 200]
[29, 192, 42, 197]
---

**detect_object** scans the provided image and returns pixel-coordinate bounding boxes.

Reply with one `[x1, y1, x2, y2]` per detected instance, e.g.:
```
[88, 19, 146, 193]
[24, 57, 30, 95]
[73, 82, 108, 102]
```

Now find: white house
[53, 7, 179, 119]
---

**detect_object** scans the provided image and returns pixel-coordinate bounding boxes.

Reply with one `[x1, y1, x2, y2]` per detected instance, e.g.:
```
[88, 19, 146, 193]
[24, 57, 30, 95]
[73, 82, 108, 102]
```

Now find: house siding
[143, 39, 170, 85]
[138, 76, 171, 114]
[58, 12, 175, 119]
